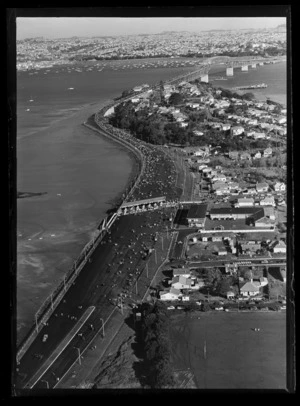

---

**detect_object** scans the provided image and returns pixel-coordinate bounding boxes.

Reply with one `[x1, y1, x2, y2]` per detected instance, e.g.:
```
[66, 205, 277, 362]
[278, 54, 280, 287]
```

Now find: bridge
[166, 55, 282, 85]
[118, 196, 167, 215]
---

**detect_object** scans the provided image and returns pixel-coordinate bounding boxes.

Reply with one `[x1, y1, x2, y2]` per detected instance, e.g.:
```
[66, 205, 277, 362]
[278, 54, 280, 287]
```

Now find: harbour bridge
[166, 55, 282, 85]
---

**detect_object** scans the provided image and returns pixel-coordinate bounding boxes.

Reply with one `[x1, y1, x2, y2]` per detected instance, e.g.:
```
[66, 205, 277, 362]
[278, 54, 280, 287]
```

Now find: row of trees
[141, 302, 175, 388]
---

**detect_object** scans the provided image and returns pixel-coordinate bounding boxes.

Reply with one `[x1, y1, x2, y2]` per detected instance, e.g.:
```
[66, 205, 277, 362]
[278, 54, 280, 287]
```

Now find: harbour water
[16, 58, 287, 343]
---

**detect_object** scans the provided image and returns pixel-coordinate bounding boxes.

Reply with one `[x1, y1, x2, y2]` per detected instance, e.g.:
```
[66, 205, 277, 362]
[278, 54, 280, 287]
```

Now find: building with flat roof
[186, 204, 208, 228]
[235, 198, 254, 207]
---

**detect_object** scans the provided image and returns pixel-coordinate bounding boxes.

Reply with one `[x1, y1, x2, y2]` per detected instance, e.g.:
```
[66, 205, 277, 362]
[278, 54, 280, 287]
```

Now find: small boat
[26, 108, 30, 112]
[29, 99, 34, 102]
[68, 87, 75, 90]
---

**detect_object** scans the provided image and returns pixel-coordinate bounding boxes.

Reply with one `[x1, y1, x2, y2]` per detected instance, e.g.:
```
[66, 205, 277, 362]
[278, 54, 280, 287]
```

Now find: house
[252, 277, 268, 288]
[159, 287, 181, 301]
[227, 182, 240, 190]
[131, 97, 140, 103]
[172, 268, 191, 277]
[252, 132, 266, 140]
[212, 174, 227, 183]
[212, 181, 229, 193]
[247, 119, 258, 125]
[172, 275, 200, 291]
[235, 198, 254, 207]
[271, 240, 287, 254]
[216, 248, 227, 256]
[255, 216, 275, 229]
[240, 281, 260, 297]
[212, 236, 222, 242]
[274, 182, 286, 192]
[229, 151, 239, 160]
[240, 152, 252, 161]
[231, 126, 244, 136]
[226, 291, 235, 300]
[260, 196, 275, 207]
[222, 124, 231, 131]
[180, 122, 188, 128]
[186, 204, 208, 228]
[172, 276, 192, 290]
[253, 151, 262, 159]
[193, 130, 204, 136]
[278, 116, 286, 124]
[247, 188, 257, 196]
[181, 296, 190, 302]
[256, 182, 269, 193]
[263, 147, 272, 158]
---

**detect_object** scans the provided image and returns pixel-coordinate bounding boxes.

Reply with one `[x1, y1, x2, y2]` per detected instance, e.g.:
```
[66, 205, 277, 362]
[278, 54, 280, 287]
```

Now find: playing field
[170, 311, 286, 389]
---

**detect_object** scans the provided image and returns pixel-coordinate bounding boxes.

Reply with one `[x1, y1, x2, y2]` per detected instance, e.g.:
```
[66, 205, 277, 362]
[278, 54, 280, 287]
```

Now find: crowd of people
[95, 112, 182, 205]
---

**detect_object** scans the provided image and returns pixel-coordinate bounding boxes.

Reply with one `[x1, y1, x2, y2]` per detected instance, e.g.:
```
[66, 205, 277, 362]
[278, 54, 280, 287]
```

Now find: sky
[16, 17, 286, 40]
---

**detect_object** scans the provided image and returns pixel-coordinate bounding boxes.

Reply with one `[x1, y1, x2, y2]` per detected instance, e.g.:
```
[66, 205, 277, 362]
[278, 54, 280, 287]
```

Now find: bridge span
[118, 196, 177, 215]
[167, 55, 281, 85]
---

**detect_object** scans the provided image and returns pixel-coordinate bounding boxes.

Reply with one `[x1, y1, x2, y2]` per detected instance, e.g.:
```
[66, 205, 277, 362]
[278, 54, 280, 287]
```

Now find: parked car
[42, 334, 48, 343]
[215, 306, 224, 311]
[167, 306, 175, 310]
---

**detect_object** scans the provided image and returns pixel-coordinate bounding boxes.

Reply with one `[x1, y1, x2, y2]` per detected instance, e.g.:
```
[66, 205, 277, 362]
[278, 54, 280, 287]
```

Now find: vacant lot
[170, 311, 286, 389]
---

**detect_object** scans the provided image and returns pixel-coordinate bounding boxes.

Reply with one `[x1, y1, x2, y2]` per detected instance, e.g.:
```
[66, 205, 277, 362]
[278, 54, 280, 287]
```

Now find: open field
[170, 311, 286, 389]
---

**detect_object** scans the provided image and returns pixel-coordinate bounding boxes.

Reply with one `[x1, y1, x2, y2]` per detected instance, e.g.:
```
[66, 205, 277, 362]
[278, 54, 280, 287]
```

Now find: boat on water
[68, 87, 75, 90]
[233, 83, 268, 90]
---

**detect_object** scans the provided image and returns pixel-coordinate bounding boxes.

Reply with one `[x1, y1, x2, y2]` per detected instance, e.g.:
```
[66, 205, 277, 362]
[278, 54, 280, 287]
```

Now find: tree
[215, 277, 232, 296]
[202, 302, 211, 312]
[168, 92, 184, 105]
[203, 267, 222, 287]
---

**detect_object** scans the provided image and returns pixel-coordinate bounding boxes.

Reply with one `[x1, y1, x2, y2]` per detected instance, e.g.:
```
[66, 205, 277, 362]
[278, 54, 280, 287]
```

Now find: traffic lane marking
[24, 306, 95, 389]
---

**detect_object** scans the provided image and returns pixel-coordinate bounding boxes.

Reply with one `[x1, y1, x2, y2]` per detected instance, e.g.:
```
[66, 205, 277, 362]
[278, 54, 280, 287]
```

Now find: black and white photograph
[9, 7, 294, 394]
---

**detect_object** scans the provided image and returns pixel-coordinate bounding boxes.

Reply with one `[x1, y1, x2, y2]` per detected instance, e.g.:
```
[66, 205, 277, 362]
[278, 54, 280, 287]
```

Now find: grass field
[170, 311, 286, 389]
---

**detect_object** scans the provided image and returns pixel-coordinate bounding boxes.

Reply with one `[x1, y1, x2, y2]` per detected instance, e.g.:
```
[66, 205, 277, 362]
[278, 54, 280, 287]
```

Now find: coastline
[83, 116, 142, 214]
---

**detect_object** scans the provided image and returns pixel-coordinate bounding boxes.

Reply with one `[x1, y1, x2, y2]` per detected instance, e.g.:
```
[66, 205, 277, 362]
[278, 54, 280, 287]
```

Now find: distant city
[17, 26, 286, 71]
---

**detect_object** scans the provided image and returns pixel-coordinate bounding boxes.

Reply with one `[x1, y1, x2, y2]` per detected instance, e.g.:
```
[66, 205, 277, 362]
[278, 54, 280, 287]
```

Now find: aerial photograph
[12, 10, 293, 393]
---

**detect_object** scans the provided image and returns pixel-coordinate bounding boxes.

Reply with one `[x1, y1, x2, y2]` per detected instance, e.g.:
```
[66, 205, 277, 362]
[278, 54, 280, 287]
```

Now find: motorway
[16, 209, 175, 390]
[16, 118, 184, 390]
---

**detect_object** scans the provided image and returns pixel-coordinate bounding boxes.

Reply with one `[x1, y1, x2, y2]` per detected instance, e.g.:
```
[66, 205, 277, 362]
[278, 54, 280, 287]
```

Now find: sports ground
[170, 311, 286, 389]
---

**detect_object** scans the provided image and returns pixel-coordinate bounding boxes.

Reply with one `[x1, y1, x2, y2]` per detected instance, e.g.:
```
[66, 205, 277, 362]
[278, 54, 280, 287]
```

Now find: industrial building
[209, 207, 265, 221]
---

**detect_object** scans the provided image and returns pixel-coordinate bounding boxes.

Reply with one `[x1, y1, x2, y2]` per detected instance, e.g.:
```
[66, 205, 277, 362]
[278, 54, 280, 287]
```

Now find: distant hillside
[274, 24, 286, 32]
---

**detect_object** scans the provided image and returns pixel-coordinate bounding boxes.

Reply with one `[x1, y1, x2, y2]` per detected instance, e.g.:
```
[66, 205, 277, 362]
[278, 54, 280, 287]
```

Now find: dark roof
[210, 207, 264, 217]
[187, 204, 208, 219]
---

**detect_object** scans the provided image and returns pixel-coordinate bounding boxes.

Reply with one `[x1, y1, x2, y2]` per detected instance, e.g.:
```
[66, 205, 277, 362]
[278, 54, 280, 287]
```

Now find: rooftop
[187, 204, 208, 219]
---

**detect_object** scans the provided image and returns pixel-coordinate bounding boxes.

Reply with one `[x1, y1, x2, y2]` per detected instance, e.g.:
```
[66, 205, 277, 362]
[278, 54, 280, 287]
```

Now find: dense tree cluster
[109, 90, 280, 152]
[109, 100, 190, 145]
[141, 302, 175, 388]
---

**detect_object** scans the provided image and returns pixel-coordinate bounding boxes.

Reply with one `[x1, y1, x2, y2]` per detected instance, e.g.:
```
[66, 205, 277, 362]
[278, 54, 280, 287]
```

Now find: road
[15, 209, 174, 390]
